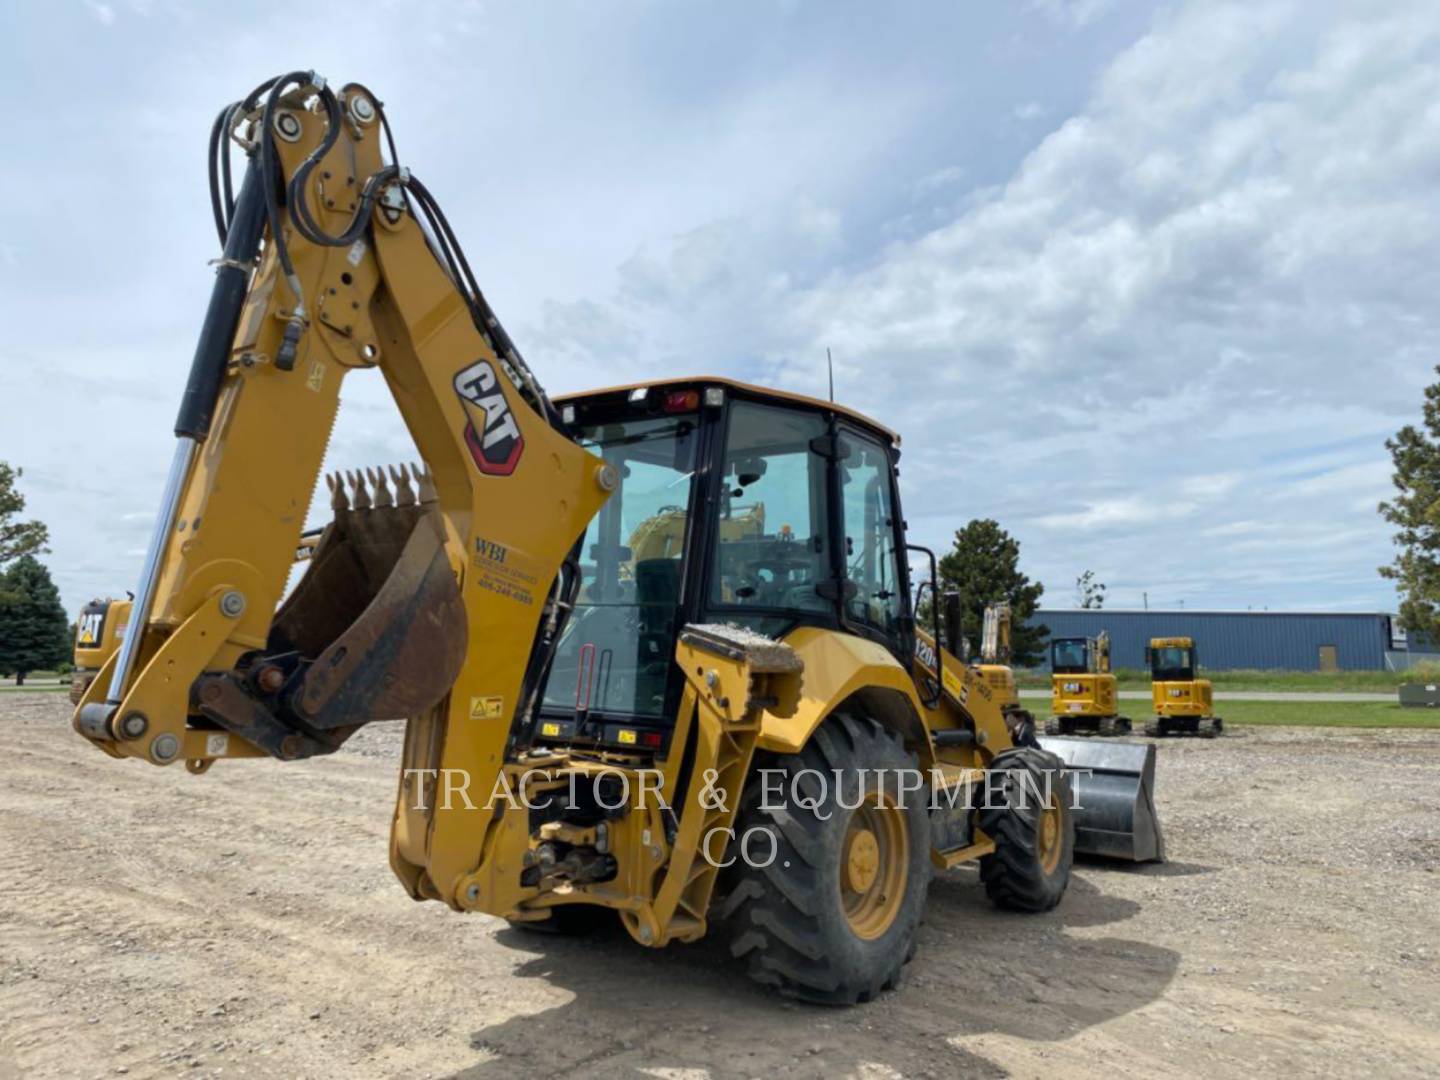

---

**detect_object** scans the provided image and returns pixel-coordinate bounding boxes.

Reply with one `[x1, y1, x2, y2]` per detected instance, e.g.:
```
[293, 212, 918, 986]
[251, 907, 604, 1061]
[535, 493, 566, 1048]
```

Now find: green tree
[0, 463, 50, 567]
[1380, 367, 1440, 637]
[936, 519, 1047, 666]
[1075, 569, 1106, 609]
[0, 556, 71, 685]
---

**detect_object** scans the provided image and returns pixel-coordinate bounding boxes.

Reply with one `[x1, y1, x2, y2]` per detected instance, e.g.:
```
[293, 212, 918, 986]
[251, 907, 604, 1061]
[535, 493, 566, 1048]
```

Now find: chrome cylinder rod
[105, 437, 198, 703]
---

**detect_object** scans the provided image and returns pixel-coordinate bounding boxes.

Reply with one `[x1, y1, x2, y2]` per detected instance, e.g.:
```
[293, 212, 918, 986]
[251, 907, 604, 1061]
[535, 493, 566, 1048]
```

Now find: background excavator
[1046, 631, 1133, 737]
[72, 72, 1164, 1003]
[1146, 636, 1223, 737]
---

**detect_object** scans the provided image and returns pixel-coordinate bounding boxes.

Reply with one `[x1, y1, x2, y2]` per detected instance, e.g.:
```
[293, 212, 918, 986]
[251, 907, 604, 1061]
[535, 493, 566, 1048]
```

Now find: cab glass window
[709, 402, 830, 614]
[838, 431, 903, 636]
[542, 414, 698, 719]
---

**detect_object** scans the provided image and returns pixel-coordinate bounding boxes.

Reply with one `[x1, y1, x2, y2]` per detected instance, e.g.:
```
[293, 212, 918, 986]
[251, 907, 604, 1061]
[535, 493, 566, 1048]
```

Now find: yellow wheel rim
[840, 793, 908, 940]
[1038, 797, 1063, 875]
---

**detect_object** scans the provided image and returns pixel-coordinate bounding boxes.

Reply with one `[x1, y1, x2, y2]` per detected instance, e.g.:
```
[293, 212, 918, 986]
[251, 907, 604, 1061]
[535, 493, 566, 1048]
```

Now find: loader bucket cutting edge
[1037, 736, 1165, 863]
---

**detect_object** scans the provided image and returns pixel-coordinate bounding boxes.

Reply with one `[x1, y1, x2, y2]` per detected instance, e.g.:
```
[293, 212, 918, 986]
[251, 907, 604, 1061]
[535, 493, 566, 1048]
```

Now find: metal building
[1029, 610, 1399, 671]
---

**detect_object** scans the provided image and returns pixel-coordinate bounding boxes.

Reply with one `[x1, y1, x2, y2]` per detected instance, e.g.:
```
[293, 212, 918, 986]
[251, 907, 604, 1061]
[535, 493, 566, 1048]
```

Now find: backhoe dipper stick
[103, 156, 268, 711]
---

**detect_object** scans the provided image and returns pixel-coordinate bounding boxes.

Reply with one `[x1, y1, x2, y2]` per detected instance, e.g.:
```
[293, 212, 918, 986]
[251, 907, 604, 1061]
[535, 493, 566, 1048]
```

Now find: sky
[2, 0, 1437, 618]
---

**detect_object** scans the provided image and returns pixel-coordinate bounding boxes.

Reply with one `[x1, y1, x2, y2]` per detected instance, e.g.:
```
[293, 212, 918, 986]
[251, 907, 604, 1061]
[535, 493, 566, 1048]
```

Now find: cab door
[835, 426, 907, 658]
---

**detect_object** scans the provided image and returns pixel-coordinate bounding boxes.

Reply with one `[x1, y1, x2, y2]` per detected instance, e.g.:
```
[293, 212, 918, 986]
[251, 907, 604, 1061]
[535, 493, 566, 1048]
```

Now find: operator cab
[1050, 637, 1095, 675]
[1148, 639, 1197, 682]
[533, 378, 910, 754]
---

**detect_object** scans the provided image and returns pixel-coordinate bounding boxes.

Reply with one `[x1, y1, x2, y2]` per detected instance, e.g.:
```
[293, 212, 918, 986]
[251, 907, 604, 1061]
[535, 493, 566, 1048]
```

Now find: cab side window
[839, 431, 903, 637]
[710, 402, 830, 614]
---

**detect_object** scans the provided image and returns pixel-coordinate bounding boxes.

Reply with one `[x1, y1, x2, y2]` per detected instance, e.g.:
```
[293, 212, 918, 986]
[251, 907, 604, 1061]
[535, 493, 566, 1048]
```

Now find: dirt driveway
[2, 692, 1437, 1078]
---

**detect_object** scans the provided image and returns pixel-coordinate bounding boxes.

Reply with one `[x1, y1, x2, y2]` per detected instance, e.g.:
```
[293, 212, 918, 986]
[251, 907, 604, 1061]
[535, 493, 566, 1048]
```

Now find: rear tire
[720, 712, 931, 1004]
[978, 748, 1074, 913]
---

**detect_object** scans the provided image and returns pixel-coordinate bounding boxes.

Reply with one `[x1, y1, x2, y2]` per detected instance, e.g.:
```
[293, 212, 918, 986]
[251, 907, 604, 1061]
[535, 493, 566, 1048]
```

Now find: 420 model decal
[453, 359, 524, 476]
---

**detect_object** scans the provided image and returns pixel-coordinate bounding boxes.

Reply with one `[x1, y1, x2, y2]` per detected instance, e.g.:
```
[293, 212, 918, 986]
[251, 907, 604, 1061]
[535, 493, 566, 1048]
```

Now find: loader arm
[72, 76, 612, 873]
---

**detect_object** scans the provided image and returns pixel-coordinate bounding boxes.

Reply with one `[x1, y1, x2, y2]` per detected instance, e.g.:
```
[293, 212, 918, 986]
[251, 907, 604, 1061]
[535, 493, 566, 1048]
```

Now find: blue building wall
[1028, 610, 1394, 671]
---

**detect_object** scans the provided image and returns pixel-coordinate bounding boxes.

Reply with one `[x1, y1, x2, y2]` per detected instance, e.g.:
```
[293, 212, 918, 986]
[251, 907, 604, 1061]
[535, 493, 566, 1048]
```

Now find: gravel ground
[2, 693, 1438, 1078]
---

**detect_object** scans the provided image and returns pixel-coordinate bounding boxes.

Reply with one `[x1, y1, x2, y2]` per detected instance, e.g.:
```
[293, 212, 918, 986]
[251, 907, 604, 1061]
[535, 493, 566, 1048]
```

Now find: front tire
[977, 748, 1074, 913]
[720, 712, 931, 1004]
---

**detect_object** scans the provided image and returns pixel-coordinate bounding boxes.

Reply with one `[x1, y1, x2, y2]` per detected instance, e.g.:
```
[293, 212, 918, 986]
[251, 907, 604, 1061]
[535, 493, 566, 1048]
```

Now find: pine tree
[0, 463, 49, 566]
[0, 556, 71, 685]
[1380, 367, 1440, 637]
[936, 519, 1047, 666]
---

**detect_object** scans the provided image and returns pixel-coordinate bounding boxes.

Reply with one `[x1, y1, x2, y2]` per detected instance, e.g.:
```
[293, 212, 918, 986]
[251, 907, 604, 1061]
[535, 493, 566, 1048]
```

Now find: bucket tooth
[326, 471, 350, 513]
[348, 468, 372, 510]
[369, 466, 394, 508]
[414, 462, 437, 504]
[390, 464, 416, 507]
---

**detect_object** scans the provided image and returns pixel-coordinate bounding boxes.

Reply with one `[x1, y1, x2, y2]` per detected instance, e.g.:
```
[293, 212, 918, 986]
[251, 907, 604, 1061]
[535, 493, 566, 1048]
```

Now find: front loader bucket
[1037, 736, 1165, 862]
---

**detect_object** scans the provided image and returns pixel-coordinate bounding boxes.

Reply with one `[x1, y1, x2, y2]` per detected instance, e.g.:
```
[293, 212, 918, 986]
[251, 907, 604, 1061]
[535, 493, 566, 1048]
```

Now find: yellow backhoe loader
[1145, 636, 1222, 738]
[72, 72, 1163, 1003]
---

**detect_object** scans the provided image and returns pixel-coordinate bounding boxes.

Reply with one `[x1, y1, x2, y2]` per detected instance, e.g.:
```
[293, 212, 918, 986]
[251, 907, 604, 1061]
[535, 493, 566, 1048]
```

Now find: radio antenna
[827, 347, 835, 402]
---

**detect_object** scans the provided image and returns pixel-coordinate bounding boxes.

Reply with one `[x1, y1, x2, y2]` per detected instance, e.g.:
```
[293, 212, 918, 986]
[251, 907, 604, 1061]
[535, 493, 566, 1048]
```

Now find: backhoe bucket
[194, 465, 467, 760]
[1037, 736, 1165, 862]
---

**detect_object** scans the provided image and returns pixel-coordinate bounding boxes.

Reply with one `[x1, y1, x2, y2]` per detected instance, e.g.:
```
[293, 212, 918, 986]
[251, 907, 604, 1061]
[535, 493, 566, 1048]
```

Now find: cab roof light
[703, 387, 725, 407]
[560, 404, 576, 425]
[662, 389, 700, 413]
[628, 388, 648, 403]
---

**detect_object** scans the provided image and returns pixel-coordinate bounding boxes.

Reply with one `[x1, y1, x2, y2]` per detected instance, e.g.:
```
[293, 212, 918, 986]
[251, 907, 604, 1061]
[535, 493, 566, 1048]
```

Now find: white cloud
[541, 0, 1437, 611]
[5, 0, 1433, 618]
[1034, 496, 1187, 531]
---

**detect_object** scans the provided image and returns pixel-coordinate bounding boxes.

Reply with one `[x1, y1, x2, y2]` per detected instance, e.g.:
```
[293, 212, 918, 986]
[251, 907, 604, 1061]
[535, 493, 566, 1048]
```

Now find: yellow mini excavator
[1046, 631, 1132, 737]
[73, 73, 1163, 1003]
[1145, 636, 1222, 738]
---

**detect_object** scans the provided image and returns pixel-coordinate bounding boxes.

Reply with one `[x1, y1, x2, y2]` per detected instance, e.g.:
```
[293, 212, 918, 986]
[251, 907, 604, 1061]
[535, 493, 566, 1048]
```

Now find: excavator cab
[1145, 636, 1221, 737]
[1046, 632, 1130, 736]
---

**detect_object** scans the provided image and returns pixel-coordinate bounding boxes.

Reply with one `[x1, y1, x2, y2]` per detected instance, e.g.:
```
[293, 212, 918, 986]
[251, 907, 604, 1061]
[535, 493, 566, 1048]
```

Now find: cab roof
[555, 375, 900, 445]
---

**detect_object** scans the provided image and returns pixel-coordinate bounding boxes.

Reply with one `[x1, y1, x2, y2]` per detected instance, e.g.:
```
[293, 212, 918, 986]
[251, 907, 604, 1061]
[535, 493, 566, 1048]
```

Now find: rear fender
[756, 627, 928, 760]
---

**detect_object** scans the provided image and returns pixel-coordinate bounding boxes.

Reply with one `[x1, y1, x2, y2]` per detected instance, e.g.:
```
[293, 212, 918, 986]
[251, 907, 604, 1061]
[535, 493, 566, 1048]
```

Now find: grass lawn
[1218, 699, 1440, 728]
[1015, 666, 1440, 693]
